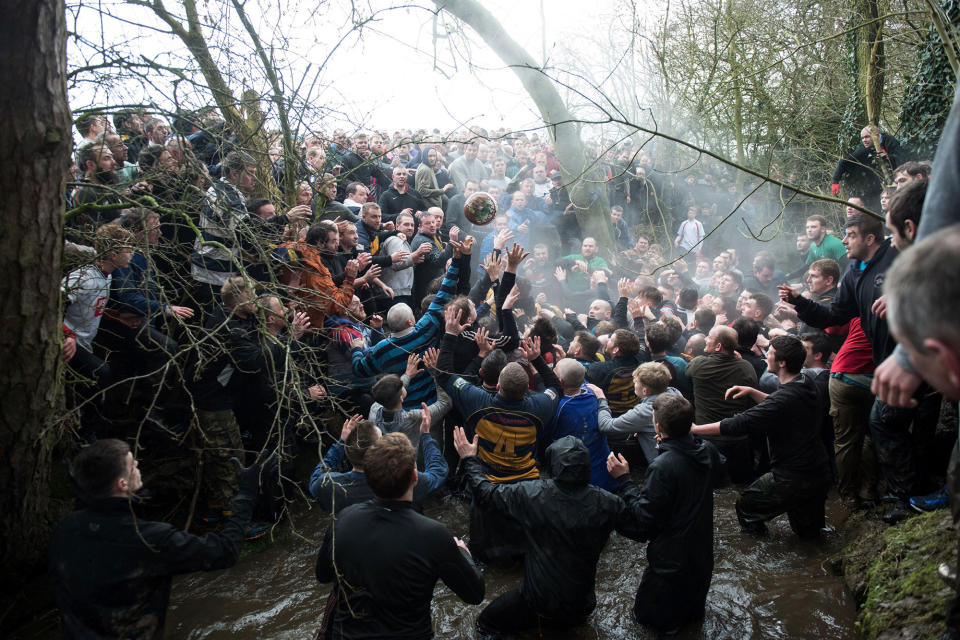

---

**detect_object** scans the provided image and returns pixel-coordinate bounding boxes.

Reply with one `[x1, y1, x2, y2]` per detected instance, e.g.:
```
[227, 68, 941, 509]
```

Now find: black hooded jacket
[462, 436, 642, 620]
[617, 433, 725, 631]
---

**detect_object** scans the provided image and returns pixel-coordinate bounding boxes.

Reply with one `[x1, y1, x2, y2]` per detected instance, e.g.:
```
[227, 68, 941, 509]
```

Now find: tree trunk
[0, 0, 70, 603]
[434, 0, 616, 255]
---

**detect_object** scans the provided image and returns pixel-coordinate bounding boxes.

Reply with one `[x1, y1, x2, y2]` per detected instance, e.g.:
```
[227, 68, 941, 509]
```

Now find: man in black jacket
[454, 430, 642, 637]
[49, 438, 257, 639]
[779, 213, 930, 523]
[316, 432, 484, 639]
[607, 393, 724, 635]
[692, 335, 831, 538]
[831, 126, 901, 210]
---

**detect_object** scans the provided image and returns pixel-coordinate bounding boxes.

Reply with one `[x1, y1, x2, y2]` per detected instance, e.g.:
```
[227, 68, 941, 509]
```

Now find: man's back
[49, 496, 249, 640]
[315, 499, 484, 639]
[686, 352, 758, 423]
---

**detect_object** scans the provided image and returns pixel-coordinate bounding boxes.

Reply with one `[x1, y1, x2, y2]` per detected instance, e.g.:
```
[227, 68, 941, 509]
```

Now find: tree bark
[0, 0, 70, 600]
[434, 0, 616, 255]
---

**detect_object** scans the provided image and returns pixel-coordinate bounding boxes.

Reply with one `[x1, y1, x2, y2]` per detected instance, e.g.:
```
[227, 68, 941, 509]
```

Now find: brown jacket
[291, 243, 354, 329]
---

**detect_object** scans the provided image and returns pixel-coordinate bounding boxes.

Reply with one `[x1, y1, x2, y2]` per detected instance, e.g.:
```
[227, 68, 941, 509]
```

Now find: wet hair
[360, 202, 381, 218]
[806, 214, 827, 227]
[371, 374, 404, 408]
[640, 286, 663, 306]
[809, 259, 840, 285]
[305, 221, 337, 247]
[694, 307, 716, 332]
[222, 150, 256, 175]
[75, 112, 103, 137]
[594, 320, 617, 337]
[480, 349, 507, 386]
[887, 179, 927, 239]
[732, 317, 760, 349]
[801, 332, 833, 364]
[894, 161, 930, 180]
[445, 295, 474, 325]
[845, 213, 885, 244]
[528, 317, 558, 349]
[345, 420, 381, 470]
[71, 438, 130, 499]
[498, 362, 529, 400]
[118, 206, 159, 233]
[661, 316, 684, 345]
[750, 293, 774, 317]
[574, 331, 600, 360]
[678, 287, 699, 310]
[645, 322, 673, 354]
[362, 432, 415, 499]
[770, 335, 806, 374]
[652, 394, 694, 437]
[753, 253, 776, 273]
[634, 361, 671, 394]
[94, 223, 134, 255]
[220, 276, 252, 309]
[613, 329, 641, 357]
[246, 198, 273, 216]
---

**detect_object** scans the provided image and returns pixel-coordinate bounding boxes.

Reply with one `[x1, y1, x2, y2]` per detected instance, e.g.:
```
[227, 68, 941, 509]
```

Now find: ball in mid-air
[463, 191, 498, 226]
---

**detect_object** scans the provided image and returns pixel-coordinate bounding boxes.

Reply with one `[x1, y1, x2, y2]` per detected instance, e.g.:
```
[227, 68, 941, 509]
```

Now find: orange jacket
[291, 243, 355, 330]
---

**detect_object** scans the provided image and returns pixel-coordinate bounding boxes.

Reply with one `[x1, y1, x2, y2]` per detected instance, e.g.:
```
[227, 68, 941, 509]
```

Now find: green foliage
[899, 0, 959, 160]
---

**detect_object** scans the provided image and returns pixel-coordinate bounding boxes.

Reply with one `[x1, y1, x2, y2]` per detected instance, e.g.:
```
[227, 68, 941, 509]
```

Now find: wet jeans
[736, 472, 830, 539]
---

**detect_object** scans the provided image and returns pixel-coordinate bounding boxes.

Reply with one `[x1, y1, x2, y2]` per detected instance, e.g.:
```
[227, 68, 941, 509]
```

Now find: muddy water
[166, 487, 857, 639]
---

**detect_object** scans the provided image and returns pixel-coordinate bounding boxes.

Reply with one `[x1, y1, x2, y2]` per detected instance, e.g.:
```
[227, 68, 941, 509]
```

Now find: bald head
[555, 358, 585, 392]
[710, 325, 738, 353]
[386, 303, 415, 332]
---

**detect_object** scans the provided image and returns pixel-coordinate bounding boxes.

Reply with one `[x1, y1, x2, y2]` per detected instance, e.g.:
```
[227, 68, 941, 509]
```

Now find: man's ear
[407, 317, 415, 328]
[923, 338, 960, 395]
[904, 219, 918, 243]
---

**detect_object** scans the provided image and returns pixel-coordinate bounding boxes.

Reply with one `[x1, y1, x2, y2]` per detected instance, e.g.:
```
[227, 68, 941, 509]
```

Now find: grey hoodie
[597, 388, 682, 463]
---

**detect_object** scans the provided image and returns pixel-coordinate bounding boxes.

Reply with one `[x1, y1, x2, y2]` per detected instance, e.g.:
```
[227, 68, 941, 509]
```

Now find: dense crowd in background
[51, 105, 959, 639]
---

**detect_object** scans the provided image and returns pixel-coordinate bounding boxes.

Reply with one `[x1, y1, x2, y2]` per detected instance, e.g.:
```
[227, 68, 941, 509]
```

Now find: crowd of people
[50, 103, 960, 639]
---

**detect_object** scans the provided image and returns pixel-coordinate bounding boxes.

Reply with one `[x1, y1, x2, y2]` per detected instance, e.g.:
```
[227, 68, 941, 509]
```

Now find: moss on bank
[838, 508, 955, 639]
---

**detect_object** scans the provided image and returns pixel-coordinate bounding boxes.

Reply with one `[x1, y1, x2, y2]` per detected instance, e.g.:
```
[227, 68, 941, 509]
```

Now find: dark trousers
[476, 587, 585, 639]
[736, 472, 829, 539]
[66, 346, 113, 436]
[869, 398, 921, 500]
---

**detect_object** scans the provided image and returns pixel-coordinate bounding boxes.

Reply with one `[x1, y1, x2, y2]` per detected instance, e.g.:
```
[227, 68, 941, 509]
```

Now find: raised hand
[291, 311, 311, 339]
[444, 305, 471, 335]
[308, 384, 327, 400]
[480, 253, 503, 282]
[554, 266, 567, 282]
[777, 284, 800, 302]
[391, 250, 410, 264]
[502, 285, 521, 310]
[286, 204, 312, 222]
[493, 229, 514, 251]
[405, 352, 422, 378]
[340, 414, 362, 441]
[453, 426, 479, 458]
[345, 259, 359, 278]
[505, 243, 530, 273]
[474, 325, 494, 357]
[369, 314, 383, 329]
[419, 402, 432, 434]
[520, 335, 542, 361]
[422, 346, 440, 371]
[724, 385, 753, 401]
[618, 277, 632, 299]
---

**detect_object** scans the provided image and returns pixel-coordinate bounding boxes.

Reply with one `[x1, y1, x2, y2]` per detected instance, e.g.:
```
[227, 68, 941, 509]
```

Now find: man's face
[362, 207, 382, 230]
[297, 184, 313, 205]
[860, 128, 874, 148]
[806, 220, 825, 241]
[122, 452, 143, 495]
[718, 274, 736, 295]
[494, 217, 508, 233]
[611, 209, 623, 224]
[464, 145, 478, 161]
[109, 246, 134, 269]
[589, 300, 611, 320]
[393, 168, 407, 189]
[533, 166, 547, 183]
[737, 289, 752, 313]
[398, 216, 415, 239]
[231, 165, 256, 193]
[323, 230, 340, 253]
[370, 137, 385, 155]
[93, 149, 116, 174]
[257, 203, 277, 219]
[325, 182, 338, 200]
[348, 296, 366, 321]
[705, 328, 722, 353]
[846, 198, 864, 218]
[433, 210, 444, 228]
[581, 238, 597, 259]
[341, 226, 359, 249]
[893, 328, 960, 401]
[885, 211, 909, 251]
[696, 261, 710, 277]
[755, 266, 774, 286]
[521, 180, 535, 197]
[741, 297, 760, 320]
[712, 256, 726, 271]
[105, 135, 127, 164]
[420, 214, 438, 235]
[148, 121, 169, 144]
[635, 237, 649, 253]
[802, 340, 818, 368]
[568, 336, 582, 357]
[145, 215, 162, 244]
[350, 186, 368, 203]
[893, 171, 913, 190]
[493, 160, 506, 177]
[797, 235, 812, 253]
[766, 345, 780, 374]
[510, 193, 527, 210]
[534, 246, 549, 265]
[464, 181, 478, 198]
[805, 269, 832, 295]
[354, 137, 368, 154]
[842, 226, 869, 261]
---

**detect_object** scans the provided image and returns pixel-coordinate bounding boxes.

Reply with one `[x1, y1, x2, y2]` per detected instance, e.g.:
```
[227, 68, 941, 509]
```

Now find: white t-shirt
[62, 265, 111, 351]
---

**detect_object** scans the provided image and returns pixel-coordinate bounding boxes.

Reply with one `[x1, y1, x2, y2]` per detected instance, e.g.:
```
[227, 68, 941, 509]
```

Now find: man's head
[717, 270, 742, 296]
[732, 317, 760, 349]
[693, 307, 716, 333]
[102, 132, 128, 165]
[306, 221, 340, 253]
[705, 325, 738, 354]
[843, 213, 886, 261]
[741, 293, 773, 322]
[463, 142, 478, 161]
[497, 362, 530, 401]
[94, 223, 134, 269]
[78, 142, 117, 185]
[76, 112, 106, 139]
[222, 151, 257, 193]
[886, 179, 926, 251]
[886, 227, 960, 400]
[569, 330, 600, 361]
[509, 192, 527, 211]
[580, 237, 598, 259]
[352, 133, 368, 154]
[801, 332, 832, 369]
[339, 224, 359, 251]
[766, 334, 806, 376]
[555, 358, 586, 393]
[644, 322, 673, 356]
[221, 276, 255, 315]
[611, 205, 624, 225]
[634, 236, 650, 254]
[652, 394, 694, 439]
[372, 374, 405, 410]
[588, 299, 612, 321]
[633, 361, 671, 397]
[806, 214, 828, 243]
[386, 303, 416, 332]
[346, 182, 369, 203]
[846, 196, 865, 219]
[361, 203, 382, 231]
[463, 179, 479, 199]
[532, 244, 549, 266]
[893, 161, 930, 189]
[392, 166, 408, 191]
[119, 206, 162, 245]
[533, 166, 547, 184]
[396, 212, 416, 241]
[806, 259, 840, 295]
[480, 349, 508, 387]
[256, 294, 287, 335]
[860, 126, 875, 149]
[144, 117, 170, 145]
[71, 438, 141, 499]
[346, 420, 383, 472]
[520, 179, 535, 198]
[610, 329, 641, 359]
[752, 254, 775, 286]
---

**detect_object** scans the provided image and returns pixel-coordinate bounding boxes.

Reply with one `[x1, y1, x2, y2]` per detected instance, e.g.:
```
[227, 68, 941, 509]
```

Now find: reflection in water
[167, 487, 857, 639]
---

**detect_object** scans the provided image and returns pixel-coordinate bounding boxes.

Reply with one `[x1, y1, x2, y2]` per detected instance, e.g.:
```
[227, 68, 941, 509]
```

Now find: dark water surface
[167, 487, 857, 639]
